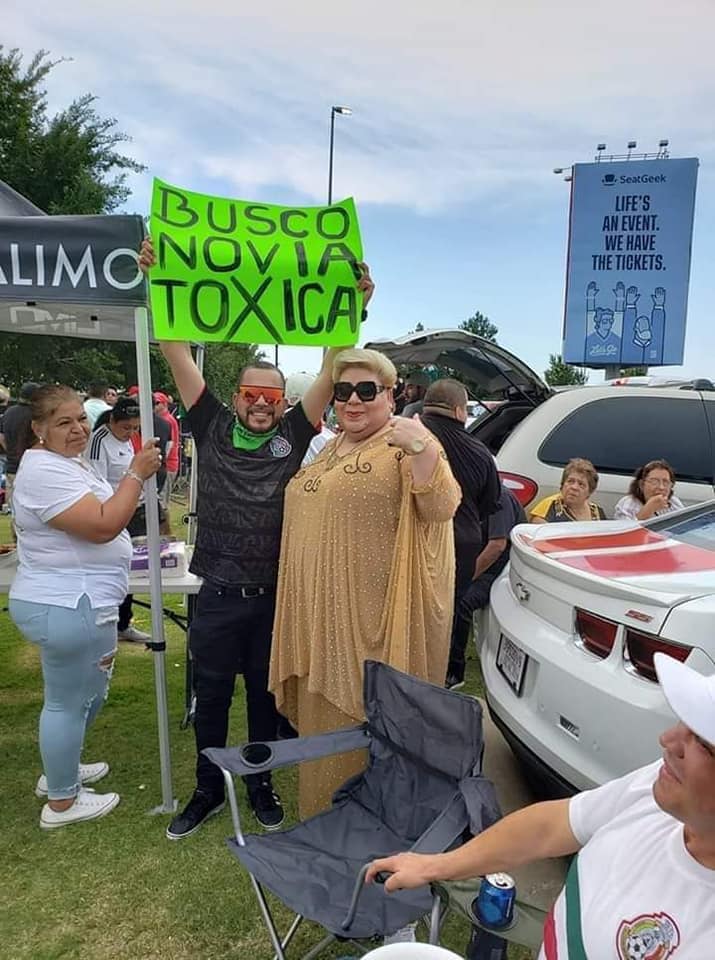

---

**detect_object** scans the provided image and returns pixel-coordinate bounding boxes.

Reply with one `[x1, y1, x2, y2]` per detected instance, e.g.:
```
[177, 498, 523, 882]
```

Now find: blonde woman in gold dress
[270, 349, 461, 818]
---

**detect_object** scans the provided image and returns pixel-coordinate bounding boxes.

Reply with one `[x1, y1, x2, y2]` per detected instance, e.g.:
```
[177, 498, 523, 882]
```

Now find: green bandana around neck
[231, 416, 279, 451]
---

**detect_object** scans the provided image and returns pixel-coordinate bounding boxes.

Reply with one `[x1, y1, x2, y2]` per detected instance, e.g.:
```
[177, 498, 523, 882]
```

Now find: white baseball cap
[285, 372, 316, 405]
[654, 653, 715, 745]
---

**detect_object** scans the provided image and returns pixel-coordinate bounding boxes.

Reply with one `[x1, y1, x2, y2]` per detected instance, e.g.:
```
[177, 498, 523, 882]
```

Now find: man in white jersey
[367, 653, 715, 959]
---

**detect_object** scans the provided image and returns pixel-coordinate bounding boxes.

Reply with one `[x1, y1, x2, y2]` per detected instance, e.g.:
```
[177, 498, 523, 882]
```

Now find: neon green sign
[149, 178, 364, 345]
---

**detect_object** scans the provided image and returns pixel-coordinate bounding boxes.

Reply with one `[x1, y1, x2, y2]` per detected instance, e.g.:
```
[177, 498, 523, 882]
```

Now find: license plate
[496, 635, 528, 696]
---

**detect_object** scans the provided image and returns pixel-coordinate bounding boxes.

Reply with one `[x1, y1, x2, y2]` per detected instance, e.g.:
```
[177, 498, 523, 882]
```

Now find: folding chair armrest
[203, 723, 368, 779]
[341, 863, 375, 932]
[407, 792, 470, 856]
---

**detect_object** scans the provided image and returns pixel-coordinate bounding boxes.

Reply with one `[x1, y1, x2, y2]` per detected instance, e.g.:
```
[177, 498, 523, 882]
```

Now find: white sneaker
[118, 625, 151, 643]
[35, 761, 109, 797]
[40, 789, 120, 829]
[383, 923, 418, 944]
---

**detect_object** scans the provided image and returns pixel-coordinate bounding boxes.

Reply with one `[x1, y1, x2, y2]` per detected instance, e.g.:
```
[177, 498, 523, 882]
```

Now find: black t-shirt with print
[187, 389, 316, 586]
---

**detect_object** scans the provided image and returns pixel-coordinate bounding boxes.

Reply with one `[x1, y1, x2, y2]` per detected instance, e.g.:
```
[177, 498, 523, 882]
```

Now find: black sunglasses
[113, 402, 140, 417]
[333, 381, 387, 403]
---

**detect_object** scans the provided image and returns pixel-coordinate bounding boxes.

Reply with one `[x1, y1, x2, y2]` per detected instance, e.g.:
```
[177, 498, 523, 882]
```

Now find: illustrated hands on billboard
[586, 281, 599, 308]
[613, 281, 625, 311]
[633, 315, 653, 347]
[652, 286, 666, 307]
[625, 285, 640, 307]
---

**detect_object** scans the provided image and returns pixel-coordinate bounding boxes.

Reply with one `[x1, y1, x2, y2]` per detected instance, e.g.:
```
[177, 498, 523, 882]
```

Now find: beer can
[473, 872, 516, 928]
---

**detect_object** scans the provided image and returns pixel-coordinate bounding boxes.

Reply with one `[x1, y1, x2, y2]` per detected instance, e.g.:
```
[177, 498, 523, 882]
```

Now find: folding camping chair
[204, 660, 503, 959]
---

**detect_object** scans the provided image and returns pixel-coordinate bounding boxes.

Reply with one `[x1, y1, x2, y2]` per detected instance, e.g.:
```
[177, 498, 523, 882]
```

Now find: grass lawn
[0, 505, 533, 959]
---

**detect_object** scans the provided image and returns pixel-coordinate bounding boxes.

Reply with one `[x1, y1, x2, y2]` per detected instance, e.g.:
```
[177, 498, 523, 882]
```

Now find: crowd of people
[1, 242, 712, 956]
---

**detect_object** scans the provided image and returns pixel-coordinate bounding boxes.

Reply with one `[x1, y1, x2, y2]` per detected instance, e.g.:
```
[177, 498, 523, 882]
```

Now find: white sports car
[482, 502, 715, 796]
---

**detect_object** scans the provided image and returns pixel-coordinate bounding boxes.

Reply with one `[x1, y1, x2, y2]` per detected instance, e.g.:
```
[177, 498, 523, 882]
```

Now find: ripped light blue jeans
[9, 594, 118, 800]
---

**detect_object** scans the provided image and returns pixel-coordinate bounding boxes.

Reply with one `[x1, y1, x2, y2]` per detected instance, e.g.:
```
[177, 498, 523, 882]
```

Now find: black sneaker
[166, 789, 225, 840]
[446, 673, 465, 690]
[276, 716, 299, 740]
[247, 779, 284, 831]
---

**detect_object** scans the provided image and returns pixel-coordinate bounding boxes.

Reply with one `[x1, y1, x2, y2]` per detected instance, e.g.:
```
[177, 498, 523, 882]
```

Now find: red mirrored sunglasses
[237, 384, 285, 405]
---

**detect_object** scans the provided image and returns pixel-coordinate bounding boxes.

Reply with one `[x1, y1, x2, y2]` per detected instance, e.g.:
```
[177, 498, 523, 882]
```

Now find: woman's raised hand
[130, 439, 162, 480]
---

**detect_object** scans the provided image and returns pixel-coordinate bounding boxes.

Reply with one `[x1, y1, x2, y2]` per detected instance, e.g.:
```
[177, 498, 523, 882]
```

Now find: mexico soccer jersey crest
[617, 914, 680, 960]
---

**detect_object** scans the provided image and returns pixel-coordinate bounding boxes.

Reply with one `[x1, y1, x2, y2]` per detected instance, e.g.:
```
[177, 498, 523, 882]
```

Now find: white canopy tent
[0, 180, 177, 812]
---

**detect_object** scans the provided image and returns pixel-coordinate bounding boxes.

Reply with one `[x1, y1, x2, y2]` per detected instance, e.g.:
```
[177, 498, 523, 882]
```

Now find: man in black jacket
[419, 379, 501, 689]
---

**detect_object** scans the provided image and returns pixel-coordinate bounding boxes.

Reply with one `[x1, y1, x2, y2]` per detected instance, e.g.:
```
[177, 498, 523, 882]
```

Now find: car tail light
[574, 609, 618, 659]
[498, 472, 539, 507]
[625, 629, 692, 683]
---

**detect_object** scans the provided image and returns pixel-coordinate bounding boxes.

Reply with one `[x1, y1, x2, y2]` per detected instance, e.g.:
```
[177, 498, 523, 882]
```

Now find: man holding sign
[139, 225, 374, 839]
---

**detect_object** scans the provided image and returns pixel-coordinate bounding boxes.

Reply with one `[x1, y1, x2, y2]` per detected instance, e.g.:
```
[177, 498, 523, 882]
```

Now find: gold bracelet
[124, 469, 144, 486]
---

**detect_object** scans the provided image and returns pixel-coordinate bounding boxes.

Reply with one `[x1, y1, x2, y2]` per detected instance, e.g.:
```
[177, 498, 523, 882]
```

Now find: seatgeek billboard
[562, 158, 698, 367]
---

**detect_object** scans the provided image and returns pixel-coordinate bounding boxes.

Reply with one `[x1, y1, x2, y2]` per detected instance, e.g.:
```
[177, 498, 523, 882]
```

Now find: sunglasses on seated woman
[237, 384, 285, 405]
[333, 381, 387, 403]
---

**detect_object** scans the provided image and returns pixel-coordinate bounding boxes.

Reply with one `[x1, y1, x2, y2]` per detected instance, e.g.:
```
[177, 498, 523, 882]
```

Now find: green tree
[0, 47, 264, 403]
[0, 46, 144, 213]
[0, 337, 264, 402]
[0, 336, 170, 395]
[459, 311, 498, 342]
[408, 322, 425, 334]
[0, 46, 152, 395]
[544, 354, 588, 387]
[619, 366, 648, 377]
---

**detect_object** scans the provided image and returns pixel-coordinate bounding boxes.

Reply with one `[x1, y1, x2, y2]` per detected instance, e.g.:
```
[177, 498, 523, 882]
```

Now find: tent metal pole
[134, 306, 177, 814]
[186, 344, 204, 546]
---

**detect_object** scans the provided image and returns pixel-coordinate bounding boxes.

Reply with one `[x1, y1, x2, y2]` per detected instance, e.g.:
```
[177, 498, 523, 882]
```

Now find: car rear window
[651, 507, 715, 550]
[538, 396, 713, 483]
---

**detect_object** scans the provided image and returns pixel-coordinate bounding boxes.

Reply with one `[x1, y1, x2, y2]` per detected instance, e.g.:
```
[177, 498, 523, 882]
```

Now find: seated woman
[530, 458, 606, 523]
[269, 348, 461, 819]
[614, 459, 684, 521]
[9, 384, 160, 829]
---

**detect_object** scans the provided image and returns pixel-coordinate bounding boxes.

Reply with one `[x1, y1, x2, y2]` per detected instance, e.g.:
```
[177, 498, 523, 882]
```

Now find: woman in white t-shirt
[614, 459, 685, 521]
[9, 384, 161, 830]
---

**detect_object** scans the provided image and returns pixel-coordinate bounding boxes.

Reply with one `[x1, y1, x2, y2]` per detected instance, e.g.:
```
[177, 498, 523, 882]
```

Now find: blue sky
[6, 0, 715, 381]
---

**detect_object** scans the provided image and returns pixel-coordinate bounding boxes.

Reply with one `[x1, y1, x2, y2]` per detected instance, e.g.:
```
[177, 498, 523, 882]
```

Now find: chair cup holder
[468, 897, 518, 934]
[240, 742, 274, 768]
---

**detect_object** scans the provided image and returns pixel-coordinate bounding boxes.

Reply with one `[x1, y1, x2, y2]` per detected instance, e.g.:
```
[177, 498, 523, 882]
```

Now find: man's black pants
[189, 582, 281, 799]
[448, 560, 506, 682]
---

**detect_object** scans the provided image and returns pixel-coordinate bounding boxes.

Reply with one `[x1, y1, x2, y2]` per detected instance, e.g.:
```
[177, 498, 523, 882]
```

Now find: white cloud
[4, 0, 714, 213]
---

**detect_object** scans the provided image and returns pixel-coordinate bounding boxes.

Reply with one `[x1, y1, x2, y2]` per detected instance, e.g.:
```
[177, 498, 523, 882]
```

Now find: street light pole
[328, 105, 352, 204]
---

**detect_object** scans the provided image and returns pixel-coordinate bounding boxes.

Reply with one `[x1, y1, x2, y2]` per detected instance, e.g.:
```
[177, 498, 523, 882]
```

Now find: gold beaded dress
[269, 430, 461, 818]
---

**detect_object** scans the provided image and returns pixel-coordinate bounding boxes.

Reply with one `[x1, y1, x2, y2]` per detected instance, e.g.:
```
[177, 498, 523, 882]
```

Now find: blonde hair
[332, 348, 397, 388]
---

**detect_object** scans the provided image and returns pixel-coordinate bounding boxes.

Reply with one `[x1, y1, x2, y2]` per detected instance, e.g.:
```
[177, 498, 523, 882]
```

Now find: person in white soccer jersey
[367, 652, 715, 959]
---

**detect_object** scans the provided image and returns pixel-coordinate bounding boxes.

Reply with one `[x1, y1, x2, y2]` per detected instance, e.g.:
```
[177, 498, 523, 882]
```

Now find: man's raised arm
[366, 798, 580, 892]
[139, 239, 205, 411]
[159, 342, 205, 411]
[301, 261, 375, 426]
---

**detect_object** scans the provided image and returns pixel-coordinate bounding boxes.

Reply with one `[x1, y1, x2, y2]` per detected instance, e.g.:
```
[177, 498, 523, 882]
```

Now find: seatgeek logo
[602, 172, 667, 186]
